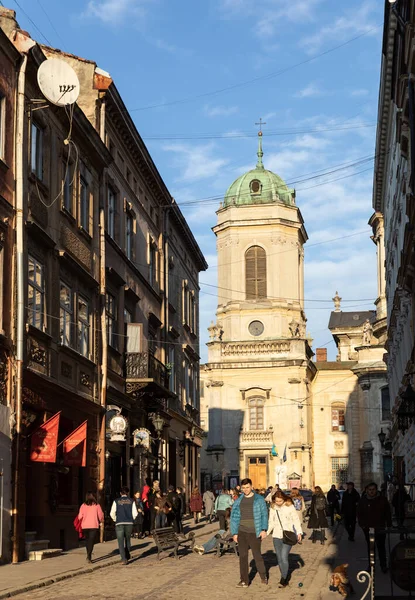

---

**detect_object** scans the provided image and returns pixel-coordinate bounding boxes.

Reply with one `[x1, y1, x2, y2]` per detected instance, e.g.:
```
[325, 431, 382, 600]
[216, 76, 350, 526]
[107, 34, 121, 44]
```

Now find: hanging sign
[30, 412, 61, 463]
[108, 414, 128, 441]
[133, 428, 150, 449]
[62, 420, 87, 467]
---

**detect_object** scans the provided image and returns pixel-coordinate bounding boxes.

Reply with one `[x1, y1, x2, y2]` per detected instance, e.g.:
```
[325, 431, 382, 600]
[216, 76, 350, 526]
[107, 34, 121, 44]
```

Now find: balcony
[125, 352, 170, 397]
[240, 430, 273, 448]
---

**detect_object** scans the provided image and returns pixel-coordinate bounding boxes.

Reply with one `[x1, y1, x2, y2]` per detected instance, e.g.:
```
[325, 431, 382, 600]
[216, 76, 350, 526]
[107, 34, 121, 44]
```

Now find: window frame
[31, 121, 43, 180]
[62, 157, 74, 213]
[331, 403, 346, 432]
[381, 386, 391, 421]
[106, 292, 117, 349]
[59, 281, 73, 347]
[245, 245, 267, 300]
[0, 92, 5, 161]
[79, 176, 89, 232]
[28, 255, 45, 330]
[107, 185, 116, 239]
[149, 240, 157, 288]
[125, 211, 133, 260]
[248, 397, 265, 431]
[331, 457, 349, 486]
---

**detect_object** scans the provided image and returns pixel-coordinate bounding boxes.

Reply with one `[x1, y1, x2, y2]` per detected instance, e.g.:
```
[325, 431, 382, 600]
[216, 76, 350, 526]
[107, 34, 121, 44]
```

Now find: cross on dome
[254, 118, 266, 169]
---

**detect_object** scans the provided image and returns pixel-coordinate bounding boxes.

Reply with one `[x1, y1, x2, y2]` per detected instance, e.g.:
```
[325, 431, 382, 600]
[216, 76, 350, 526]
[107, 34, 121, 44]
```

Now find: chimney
[316, 348, 327, 362]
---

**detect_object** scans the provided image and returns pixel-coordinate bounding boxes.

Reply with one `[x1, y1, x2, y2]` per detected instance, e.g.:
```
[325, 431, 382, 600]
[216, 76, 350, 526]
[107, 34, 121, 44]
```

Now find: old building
[372, 0, 415, 484]
[200, 134, 389, 493]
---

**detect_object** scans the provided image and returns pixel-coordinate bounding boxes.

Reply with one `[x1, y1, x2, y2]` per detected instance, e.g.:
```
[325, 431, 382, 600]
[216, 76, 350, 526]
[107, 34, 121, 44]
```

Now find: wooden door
[248, 457, 267, 489]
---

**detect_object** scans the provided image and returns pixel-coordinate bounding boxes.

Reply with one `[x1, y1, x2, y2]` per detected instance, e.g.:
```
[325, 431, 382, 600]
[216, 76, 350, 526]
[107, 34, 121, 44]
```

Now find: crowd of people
[75, 476, 411, 584]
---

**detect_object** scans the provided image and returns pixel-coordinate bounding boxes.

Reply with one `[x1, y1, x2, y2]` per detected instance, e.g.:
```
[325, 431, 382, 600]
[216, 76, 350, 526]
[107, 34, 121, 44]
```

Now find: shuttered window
[245, 246, 267, 299]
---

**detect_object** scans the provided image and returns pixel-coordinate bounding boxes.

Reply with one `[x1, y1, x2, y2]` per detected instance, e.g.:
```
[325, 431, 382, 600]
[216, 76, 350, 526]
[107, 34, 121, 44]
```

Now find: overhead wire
[12, 0, 52, 46]
[35, 0, 66, 49]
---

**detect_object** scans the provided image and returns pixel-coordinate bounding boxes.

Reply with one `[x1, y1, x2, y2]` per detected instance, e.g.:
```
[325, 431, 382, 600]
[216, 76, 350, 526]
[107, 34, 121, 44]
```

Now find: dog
[329, 563, 355, 597]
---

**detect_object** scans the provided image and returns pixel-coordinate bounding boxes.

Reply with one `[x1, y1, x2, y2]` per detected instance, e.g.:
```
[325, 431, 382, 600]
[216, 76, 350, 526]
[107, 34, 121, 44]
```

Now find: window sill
[78, 225, 92, 242]
[28, 172, 48, 195]
[27, 324, 52, 342]
[61, 206, 76, 224]
[59, 343, 96, 366]
[108, 344, 122, 357]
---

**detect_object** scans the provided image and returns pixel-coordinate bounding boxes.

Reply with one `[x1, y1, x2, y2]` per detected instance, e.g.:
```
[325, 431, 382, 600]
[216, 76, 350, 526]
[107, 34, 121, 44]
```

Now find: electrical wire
[12, 0, 52, 46]
[35, 0, 66, 49]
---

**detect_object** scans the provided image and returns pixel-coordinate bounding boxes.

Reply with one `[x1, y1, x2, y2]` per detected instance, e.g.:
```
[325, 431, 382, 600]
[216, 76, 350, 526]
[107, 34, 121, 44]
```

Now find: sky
[11, 0, 384, 361]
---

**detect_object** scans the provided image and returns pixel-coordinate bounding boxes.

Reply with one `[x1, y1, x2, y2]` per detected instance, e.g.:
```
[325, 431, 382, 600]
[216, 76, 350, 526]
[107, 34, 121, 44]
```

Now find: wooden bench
[151, 527, 195, 560]
[214, 535, 238, 557]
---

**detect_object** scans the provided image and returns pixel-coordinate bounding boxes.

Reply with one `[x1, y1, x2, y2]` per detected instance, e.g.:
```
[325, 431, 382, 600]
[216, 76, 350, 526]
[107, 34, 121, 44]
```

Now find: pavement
[0, 518, 339, 600]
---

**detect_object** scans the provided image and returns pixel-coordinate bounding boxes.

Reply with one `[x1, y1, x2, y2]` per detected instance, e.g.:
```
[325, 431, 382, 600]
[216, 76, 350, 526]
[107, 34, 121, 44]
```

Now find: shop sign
[63, 420, 87, 466]
[30, 412, 61, 463]
[108, 414, 128, 442]
[132, 428, 151, 449]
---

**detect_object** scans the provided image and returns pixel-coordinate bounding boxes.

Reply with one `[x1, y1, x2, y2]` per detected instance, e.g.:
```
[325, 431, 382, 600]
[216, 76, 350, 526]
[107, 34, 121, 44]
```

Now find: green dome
[223, 134, 295, 208]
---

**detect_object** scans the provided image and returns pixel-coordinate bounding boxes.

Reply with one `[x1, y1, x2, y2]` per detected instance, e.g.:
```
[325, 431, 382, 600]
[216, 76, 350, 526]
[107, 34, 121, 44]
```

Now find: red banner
[62, 420, 87, 467]
[30, 412, 61, 463]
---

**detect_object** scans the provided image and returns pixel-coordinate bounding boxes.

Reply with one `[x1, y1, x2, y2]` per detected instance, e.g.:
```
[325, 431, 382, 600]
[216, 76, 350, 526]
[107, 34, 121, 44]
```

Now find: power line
[12, 0, 52, 46]
[35, 0, 66, 50]
[129, 26, 381, 112]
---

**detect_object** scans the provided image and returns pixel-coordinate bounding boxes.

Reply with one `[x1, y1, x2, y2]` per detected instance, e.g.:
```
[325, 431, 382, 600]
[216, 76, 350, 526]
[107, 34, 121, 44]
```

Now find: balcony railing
[125, 352, 170, 390]
[240, 430, 273, 444]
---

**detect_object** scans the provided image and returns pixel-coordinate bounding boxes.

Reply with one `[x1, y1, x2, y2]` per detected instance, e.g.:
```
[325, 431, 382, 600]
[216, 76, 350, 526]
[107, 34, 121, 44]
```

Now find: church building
[200, 134, 390, 493]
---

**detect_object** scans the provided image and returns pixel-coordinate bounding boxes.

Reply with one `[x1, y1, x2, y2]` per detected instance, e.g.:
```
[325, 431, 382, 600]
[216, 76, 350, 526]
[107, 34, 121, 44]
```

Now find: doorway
[248, 457, 267, 489]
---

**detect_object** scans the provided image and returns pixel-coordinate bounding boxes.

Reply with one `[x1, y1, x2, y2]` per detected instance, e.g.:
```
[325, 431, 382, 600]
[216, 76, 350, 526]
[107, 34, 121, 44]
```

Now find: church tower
[201, 131, 314, 492]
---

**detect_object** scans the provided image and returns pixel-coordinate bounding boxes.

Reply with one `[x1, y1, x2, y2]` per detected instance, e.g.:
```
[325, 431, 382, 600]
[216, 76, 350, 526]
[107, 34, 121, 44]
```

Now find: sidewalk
[0, 518, 218, 599]
[320, 523, 411, 599]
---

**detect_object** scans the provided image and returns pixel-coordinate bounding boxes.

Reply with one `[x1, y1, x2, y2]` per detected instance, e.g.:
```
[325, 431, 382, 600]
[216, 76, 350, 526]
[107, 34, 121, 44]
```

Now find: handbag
[276, 509, 297, 546]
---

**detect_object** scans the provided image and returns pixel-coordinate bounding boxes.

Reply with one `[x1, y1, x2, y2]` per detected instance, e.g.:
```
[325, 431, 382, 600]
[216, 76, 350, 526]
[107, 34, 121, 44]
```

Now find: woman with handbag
[267, 489, 303, 588]
[308, 486, 329, 544]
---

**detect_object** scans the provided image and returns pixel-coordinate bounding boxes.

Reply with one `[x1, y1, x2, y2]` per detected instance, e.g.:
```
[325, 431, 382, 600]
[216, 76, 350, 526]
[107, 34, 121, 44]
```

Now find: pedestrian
[190, 486, 203, 524]
[193, 508, 232, 555]
[141, 479, 151, 535]
[176, 487, 184, 533]
[203, 488, 215, 523]
[77, 492, 104, 563]
[265, 483, 280, 503]
[291, 487, 306, 523]
[110, 486, 138, 565]
[308, 485, 329, 544]
[341, 481, 360, 541]
[148, 480, 161, 531]
[153, 490, 167, 528]
[133, 491, 144, 538]
[392, 484, 410, 533]
[357, 482, 392, 573]
[165, 485, 181, 532]
[267, 489, 303, 588]
[230, 477, 268, 588]
[215, 488, 233, 530]
[327, 484, 341, 526]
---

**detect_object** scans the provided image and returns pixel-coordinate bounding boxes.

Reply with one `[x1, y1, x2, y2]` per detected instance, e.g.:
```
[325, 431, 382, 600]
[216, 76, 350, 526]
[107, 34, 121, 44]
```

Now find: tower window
[245, 246, 267, 299]
[250, 179, 261, 193]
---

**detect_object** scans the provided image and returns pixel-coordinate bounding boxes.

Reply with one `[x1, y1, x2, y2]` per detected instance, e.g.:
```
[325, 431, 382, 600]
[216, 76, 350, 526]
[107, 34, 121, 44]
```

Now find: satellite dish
[37, 58, 80, 107]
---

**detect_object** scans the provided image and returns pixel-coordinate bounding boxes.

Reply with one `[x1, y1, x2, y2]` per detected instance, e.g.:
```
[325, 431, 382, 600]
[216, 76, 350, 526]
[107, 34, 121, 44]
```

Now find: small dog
[330, 564, 355, 597]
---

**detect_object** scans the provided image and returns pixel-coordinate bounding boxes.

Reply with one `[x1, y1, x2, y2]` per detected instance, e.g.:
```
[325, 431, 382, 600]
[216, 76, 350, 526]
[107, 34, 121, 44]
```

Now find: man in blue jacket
[230, 478, 268, 587]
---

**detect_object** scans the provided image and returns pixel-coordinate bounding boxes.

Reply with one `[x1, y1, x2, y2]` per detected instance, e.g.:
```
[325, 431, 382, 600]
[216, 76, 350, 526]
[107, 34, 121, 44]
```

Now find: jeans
[273, 537, 291, 579]
[363, 528, 387, 569]
[203, 530, 225, 553]
[83, 528, 98, 560]
[344, 514, 356, 539]
[216, 510, 228, 531]
[115, 524, 133, 561]
[238, 531, 267, 584]
[328, 504, 339, 526]
[155, 511, 166, 528]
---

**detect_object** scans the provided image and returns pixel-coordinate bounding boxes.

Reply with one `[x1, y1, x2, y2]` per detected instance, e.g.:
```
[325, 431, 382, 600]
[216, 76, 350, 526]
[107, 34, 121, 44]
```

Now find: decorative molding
[207, 380, 224, 387]
[0, 350, 7, 405]
[29, 344, 47, 367]
[80, 371, 91, 388]
[61, 361, 72, 378]
[334, 441, 344, 450]
[240, 430, 273, 444]
[222, 341, 290, 356]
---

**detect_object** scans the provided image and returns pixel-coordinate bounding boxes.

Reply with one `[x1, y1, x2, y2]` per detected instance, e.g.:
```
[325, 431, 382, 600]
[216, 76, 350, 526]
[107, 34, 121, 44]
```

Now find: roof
[328, 310, 376, 330]
[223, 133, 295, 208]
[315, 361, 357, 370]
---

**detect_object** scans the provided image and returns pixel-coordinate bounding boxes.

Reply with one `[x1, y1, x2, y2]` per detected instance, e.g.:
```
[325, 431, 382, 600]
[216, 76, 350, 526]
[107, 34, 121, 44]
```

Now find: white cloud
[162, 142, 230, 183]
[350, 89, 370, 97]
[295, 83, 324, 98]
[84, 0, 151, 24]
[204, 105, 239, 118]
[152, 38, 177, 53]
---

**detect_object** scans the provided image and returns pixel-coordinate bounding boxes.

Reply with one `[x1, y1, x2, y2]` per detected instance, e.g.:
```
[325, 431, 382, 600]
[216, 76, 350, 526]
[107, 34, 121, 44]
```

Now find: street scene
[0, 0, 415, 598]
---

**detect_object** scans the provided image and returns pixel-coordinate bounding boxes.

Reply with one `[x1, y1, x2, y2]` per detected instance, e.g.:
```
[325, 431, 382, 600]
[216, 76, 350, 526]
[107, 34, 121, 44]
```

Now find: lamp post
[378, 428, 386, 448]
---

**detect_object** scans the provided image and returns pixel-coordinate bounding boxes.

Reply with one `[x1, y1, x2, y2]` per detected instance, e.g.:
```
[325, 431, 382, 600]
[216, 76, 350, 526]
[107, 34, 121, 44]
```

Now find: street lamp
[378, 428, 386, 447]
[150, 413, 165, 438]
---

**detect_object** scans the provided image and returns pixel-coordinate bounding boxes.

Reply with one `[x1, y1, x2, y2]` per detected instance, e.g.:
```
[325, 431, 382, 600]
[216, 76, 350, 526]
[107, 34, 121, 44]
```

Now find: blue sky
[13, 0, 384, 361]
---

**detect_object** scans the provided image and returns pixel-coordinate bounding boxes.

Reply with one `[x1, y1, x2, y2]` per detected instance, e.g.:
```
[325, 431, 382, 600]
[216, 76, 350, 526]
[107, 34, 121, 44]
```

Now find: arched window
[245, 246, 267, 300]
[249, 397, 264, 430]
[250, 179, 261, 194]
[331, 403, 346, 432]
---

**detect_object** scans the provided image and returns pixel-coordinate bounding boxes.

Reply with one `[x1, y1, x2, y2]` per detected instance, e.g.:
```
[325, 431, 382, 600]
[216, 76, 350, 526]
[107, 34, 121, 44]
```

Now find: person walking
[267, 489, 303, 588]
[110, 486, 138, 565]
[141, 479, 151, 535]
[290, 488, 306, 524]
[357, 482, 392, 573]
[230, 477, 268, 588]
[153, 490, 167, 528]
[165, 485, 181, 533]
[148, 480, 161, 531]
[203, 489, 215, 523]
[215, 489, 233, 530]
[308, 486, 329, 544]
[77, 492, 104, 563]
[176, 487, 184, 533]
[190, 486, 203, 524]
[133, 491, 144, 538]
[341, 482, 360, 541]
[327, 484, 341, 527]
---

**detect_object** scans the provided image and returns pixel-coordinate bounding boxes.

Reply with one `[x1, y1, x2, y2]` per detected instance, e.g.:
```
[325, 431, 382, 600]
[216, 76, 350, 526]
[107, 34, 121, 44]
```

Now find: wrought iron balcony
[125, 352, 170, 393]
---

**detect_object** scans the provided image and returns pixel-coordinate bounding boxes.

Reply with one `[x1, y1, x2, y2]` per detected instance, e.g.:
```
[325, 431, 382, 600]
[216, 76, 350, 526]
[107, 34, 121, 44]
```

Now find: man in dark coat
[341, 481, 360, 541]
[327, 484, 341, 526]
[358, 482, 392, 573]
[165, 485, 181, 533]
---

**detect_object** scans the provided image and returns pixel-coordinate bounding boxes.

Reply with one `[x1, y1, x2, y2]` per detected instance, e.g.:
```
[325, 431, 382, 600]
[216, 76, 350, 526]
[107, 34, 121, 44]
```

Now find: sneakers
[193, 545, 204, 555]
[236, 581, 249, 588]
[278, 577, 289, 588]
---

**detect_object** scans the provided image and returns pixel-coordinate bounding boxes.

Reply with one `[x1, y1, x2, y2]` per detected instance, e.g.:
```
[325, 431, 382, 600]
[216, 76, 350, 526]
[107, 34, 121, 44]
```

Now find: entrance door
[248, 457, 267, 489]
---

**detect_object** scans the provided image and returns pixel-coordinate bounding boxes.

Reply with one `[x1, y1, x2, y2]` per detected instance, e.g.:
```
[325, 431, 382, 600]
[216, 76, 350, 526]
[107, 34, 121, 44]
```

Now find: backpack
[315, 495, 326, 511]
[292, 498, 302, 511]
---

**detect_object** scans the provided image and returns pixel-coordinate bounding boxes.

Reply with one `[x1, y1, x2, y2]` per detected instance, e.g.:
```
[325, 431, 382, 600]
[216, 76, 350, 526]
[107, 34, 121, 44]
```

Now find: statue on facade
[362, 319, 373, 345]
[289, 319, 300, 338]
[332, 291, 342, 312]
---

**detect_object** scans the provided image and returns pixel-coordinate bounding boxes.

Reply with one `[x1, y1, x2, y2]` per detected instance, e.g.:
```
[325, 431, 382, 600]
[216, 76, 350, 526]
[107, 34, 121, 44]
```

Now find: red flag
[30, 412, 61, 463]
[62, 420, 87, 467]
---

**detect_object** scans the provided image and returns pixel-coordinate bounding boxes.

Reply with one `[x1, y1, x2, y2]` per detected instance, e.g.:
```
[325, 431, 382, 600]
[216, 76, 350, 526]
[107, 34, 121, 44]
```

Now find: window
[107, 186, 116, 239]
[249, 397, 264, 430]
[80, 177, 89, 231]
[381, 387, 391, 421]
[331, 457, 348, 485]
[117, 152, 124, 174]
[184, 358, 190, 403]
[182, 281, 189, 325]
[62, 159, 73, 213]
[77, 296, 90, 357]
[250, 179, 261, 193]
[31, 122, 43, 179]
[125, 212, 133, 260]
[60, 282, 72, 346]
[126, 167, 131, 186]
[168, 346, 176, 393]
[245, 246, 267, 299]
[124, 308, 132, 352]
[106, 292, 117, 348]
[28, 255, 45, 330]
[331, 403, 345, 432]
[0, 93, 5, 160]
[149, 240, 157, 287]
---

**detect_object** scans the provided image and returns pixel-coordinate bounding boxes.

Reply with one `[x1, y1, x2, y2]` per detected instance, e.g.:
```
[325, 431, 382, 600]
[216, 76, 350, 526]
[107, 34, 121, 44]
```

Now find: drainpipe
[12, 52, 27, 564]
